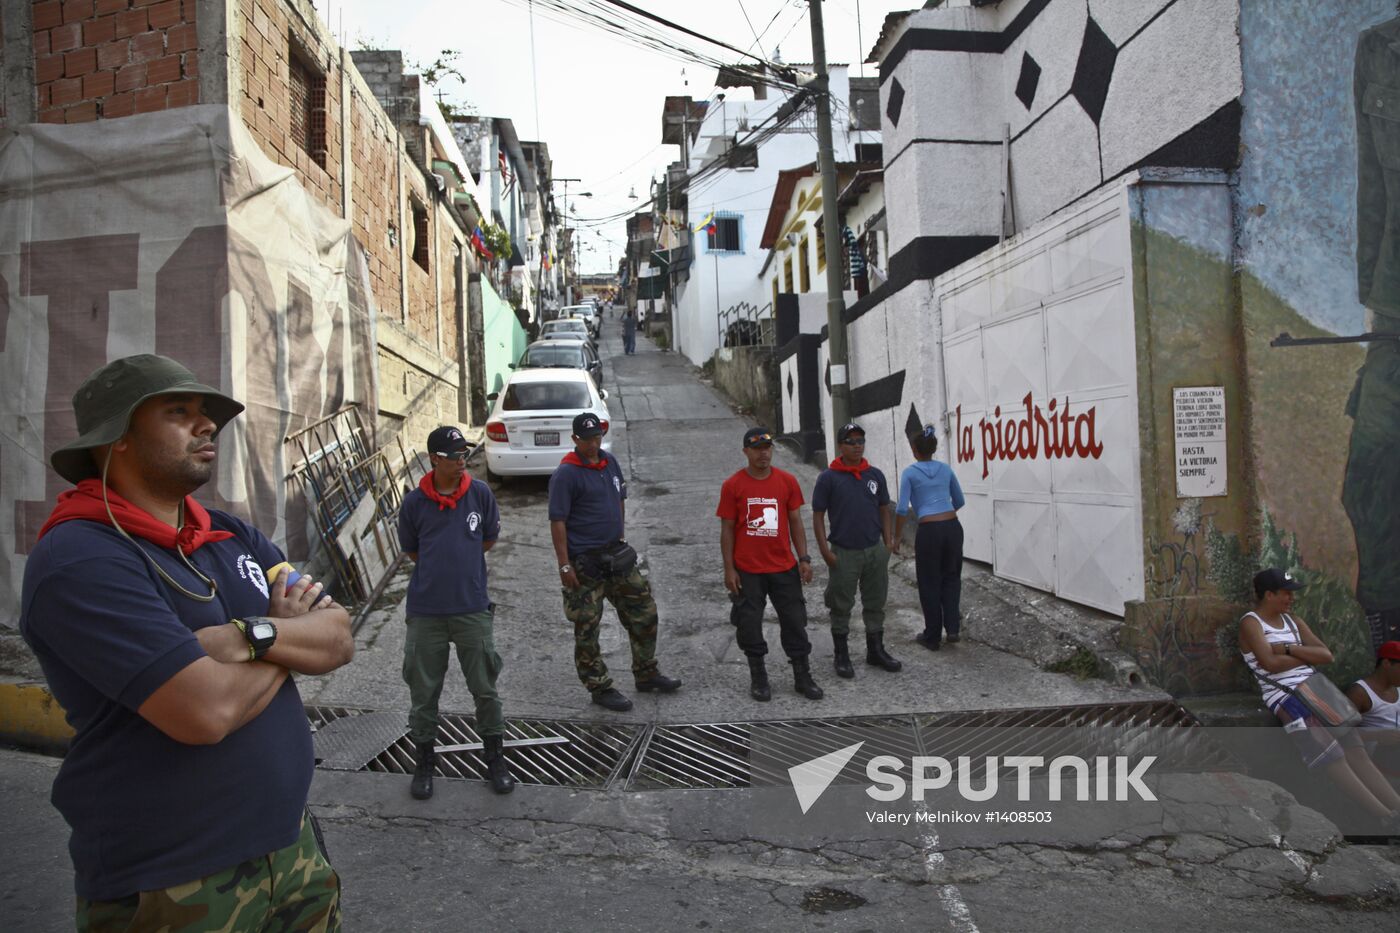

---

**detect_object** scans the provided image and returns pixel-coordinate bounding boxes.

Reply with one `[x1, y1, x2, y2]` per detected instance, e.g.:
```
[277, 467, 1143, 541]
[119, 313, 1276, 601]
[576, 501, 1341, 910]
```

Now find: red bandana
[829, 457, 870, 480]
[562, 451, 609, 471]
[419, 472, 470, 510]
[37, 479, 235, 554]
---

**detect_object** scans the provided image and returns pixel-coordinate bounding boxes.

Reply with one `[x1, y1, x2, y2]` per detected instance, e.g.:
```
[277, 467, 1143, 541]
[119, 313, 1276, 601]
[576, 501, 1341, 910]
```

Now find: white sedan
[483, 369, 611, 479]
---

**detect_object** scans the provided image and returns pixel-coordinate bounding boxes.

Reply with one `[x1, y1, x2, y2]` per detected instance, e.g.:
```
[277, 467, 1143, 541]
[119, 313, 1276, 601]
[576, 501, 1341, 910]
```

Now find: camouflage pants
[76, 812, 339, 932]
[562, 561, 659, 693]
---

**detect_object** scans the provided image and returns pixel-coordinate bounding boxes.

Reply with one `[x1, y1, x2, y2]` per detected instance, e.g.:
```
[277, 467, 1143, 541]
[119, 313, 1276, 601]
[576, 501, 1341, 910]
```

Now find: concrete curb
[0, 681, 73, 753]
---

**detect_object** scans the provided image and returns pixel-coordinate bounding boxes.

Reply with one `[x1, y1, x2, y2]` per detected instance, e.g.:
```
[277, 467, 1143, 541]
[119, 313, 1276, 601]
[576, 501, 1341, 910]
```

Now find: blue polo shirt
[548, 452, 627, 555]
[398, 479, 500, 617]
[812, 465, 891, 549]
[19, 511, 312, 901]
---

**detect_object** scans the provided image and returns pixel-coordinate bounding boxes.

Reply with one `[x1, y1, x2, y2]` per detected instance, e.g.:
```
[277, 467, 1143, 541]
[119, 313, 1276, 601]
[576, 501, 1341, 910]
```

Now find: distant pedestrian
[623, 308, 637, 354]
[20, 355, 352, 929]
[718, 427, 823, 701]
[549, 413, 682, 711]
[892, 424, 965, 650]
[398, 425, 515, 798]
[812, 422, 901, 678]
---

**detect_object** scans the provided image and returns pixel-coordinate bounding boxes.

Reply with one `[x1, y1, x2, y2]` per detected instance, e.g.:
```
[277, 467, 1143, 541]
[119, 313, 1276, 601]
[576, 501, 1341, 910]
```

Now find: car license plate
[534, 431, 560, 446]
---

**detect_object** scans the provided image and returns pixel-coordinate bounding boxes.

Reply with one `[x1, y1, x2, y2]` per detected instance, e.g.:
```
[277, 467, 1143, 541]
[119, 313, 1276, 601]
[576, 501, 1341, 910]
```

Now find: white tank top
[1354, 679, 1400, 731]
[1240, 612, 1314, 710]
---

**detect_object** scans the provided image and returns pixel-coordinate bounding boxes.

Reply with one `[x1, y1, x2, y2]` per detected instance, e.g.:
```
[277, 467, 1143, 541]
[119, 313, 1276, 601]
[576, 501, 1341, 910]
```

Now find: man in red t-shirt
[717, 427, 823, 701]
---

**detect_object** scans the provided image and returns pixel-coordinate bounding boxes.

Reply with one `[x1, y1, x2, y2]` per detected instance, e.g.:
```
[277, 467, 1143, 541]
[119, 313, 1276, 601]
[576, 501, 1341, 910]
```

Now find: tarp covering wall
[0, 105, 379, 624]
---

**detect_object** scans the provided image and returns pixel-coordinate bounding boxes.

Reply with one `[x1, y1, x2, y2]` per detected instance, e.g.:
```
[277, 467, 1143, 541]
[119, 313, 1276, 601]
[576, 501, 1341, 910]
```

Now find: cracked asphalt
[3, 322, 1398, 930]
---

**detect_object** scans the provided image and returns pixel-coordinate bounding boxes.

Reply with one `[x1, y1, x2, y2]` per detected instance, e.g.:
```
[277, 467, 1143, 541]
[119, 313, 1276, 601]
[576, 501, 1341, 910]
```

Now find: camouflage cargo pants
[76, 811, 339, 932]
[562, 561, 660, 693]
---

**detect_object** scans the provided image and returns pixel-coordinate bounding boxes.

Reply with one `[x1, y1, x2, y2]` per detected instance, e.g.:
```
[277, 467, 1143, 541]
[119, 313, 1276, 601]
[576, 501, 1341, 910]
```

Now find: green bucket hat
[50, 354, 245, 485]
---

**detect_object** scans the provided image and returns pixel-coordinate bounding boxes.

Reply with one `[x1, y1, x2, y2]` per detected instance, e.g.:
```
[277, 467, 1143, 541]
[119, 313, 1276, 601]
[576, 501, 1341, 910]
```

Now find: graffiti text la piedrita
[956, 394, 1105, 479]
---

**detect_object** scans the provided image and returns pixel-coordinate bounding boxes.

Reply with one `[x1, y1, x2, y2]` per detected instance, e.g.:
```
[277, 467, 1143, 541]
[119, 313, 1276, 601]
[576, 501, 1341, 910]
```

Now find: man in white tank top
[1347, 642, 1400, 757]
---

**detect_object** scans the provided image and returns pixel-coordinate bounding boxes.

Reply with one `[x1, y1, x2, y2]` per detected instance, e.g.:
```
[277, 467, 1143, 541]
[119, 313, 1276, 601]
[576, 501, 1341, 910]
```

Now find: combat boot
[832, 633, 855, 679]
[792, 657, 824, 700]
[482, 735, 516, 795]
[410, 741, 436, 800]
[748, 656, 771, 702]
[865, 632, 903, 672]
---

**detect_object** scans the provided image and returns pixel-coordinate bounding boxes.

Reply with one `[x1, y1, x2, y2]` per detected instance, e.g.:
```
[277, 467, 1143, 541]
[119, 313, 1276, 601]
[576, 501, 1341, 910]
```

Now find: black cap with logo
[1253, 567, 1305, 598]
[836, 422, 865, 443]
[427, 425, 470, 455]
[573, 413, 606, 438]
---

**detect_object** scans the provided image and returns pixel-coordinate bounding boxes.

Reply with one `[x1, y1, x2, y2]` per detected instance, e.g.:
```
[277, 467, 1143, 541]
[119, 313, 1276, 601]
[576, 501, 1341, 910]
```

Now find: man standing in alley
[398, 425, 515, 799]
[20, 354, 353, 930]
[718, 427, 823, 702]
[812, 422, 902, 679]
[550, 413, 682, 711]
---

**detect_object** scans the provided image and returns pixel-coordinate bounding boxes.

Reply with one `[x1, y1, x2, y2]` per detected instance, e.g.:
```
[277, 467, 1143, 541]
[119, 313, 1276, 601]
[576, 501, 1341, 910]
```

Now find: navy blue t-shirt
[398, 479, 500, 616]
[547, 452, 627, 555]
[19, 511, 312, 901]
[811, 465, 891, 549]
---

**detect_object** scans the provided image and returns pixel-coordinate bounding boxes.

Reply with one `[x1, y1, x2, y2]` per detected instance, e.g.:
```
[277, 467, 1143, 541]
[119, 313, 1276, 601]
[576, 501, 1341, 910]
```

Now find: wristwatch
[559, 564, 572, 575]
[798, 555, 812, 564]
[231, 616, 278, 660]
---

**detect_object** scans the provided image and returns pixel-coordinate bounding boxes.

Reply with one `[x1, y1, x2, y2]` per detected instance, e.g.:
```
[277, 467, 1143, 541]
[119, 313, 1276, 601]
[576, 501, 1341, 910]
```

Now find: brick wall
[32, 0, 200, 124]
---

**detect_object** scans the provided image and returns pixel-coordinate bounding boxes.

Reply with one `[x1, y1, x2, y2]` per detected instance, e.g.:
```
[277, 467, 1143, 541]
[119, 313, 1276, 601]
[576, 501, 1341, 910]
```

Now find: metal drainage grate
[306, 706, 642, 789]
[626, 716, 919, 790]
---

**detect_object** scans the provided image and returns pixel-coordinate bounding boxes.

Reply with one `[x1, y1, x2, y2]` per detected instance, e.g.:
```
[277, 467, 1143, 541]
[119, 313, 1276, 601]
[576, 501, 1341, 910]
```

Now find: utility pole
[809, 0, 851, 431]
[558, 177, 580, 305]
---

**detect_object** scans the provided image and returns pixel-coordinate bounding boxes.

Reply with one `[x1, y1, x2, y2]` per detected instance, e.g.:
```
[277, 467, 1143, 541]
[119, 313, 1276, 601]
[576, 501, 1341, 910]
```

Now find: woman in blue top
[893, 424, 966, 650]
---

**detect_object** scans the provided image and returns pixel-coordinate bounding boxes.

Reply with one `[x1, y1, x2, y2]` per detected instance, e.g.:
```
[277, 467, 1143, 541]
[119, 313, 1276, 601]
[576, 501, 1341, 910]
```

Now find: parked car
[540, 318, 595, 347]
[483, 369, 611, 479]
[560, 304, 599, 337]
[512, 338, 603, 391]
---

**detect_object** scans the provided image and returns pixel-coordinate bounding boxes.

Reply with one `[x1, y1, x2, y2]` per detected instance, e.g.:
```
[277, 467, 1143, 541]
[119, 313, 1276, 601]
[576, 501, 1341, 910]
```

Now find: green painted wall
[482, 278, 527, 397]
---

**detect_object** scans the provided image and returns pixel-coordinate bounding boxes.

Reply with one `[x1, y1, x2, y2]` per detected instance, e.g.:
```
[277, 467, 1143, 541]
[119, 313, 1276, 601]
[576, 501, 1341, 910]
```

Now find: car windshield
[545, 320, 587, 333]
[501, 381, 593, 411]
[520, 346, 584, 368]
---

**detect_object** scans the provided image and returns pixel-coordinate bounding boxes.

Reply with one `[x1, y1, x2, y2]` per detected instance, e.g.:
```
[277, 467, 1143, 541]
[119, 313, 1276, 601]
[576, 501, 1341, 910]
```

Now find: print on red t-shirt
[717, 468, 804, 574]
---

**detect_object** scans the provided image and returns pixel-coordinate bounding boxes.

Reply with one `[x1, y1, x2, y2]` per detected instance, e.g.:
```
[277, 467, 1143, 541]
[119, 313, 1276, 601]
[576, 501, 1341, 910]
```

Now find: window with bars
[782, 255, 793, 293]
[288, 45, 327, 169]
[706, 214, 742, 253]
[798, 236, 811, 293]
[815, 220, 826, 272]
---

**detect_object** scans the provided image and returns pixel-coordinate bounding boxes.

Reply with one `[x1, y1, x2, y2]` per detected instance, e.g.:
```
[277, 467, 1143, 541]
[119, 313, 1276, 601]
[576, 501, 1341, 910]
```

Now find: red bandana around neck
[419, 472, 470, 510]
[37, 479, 234, 553]
[829, 457, 870, 480]
[562, 451, 609, 471]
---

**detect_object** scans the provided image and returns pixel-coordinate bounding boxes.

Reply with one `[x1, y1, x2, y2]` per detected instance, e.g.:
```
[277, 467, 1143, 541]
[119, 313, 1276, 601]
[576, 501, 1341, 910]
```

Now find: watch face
[250, 622, 276, 641]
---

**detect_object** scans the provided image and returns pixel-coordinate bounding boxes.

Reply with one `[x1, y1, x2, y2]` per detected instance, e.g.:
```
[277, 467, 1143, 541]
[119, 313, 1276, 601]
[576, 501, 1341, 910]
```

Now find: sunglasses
[434, 451, 469, 461]
[841, 437, 866, 445]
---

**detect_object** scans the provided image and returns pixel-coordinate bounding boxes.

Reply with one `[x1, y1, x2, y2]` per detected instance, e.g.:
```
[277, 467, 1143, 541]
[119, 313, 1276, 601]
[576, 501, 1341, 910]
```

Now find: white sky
[323, 0, 911, 273]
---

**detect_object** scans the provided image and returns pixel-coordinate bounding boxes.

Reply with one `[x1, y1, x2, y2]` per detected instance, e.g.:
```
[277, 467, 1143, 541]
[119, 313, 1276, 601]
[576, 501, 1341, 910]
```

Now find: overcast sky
[324, 0, 911, 273]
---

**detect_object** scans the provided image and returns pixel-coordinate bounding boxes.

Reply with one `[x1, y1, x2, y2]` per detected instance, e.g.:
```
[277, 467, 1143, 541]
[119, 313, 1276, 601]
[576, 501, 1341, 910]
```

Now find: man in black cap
[717, 427, 823, 701]
[812, 422, 902, 678]
[20, 355, 352, 930]
[549, 412, 681, 711]
[397, 425, 514, 798]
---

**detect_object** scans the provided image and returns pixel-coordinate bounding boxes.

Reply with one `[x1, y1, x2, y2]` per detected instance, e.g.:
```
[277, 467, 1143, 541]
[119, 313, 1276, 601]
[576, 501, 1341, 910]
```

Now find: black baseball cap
[743, 427, 775, 448]
[573, 413, 606, 438]
[1253, 567, 1305, 599]
[837, 422, 865, 443]
[428, 425, 470, 455]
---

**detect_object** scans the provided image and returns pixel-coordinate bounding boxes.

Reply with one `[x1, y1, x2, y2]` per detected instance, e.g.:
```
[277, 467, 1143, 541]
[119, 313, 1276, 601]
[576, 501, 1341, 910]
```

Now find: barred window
[706, 214, 742, 253]
[288, 45, 327, 169]
[411, 199, 430, 273]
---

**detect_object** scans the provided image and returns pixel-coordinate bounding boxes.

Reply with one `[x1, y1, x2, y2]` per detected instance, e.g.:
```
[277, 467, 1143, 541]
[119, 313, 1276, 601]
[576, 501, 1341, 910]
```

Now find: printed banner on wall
[0, 105, 379, 625]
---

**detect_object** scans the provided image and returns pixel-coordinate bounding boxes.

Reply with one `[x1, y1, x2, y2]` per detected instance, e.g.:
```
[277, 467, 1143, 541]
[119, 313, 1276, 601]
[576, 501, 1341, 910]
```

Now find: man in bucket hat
[20, 354, 354, 931]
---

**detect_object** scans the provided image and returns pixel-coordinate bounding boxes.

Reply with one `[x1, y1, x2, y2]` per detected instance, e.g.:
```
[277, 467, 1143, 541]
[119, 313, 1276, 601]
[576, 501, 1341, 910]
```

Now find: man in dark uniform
[549, 413, 681, 711]
[1347, 6, 1400, 648]
[398, 425, 515, 798]
[20, 355, 352, 930]
[812, 422, 902, 678]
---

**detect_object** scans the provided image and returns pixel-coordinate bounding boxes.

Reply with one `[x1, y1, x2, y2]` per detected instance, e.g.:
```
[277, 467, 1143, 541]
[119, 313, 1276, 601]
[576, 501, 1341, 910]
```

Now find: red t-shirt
[716, 467, 805, 574]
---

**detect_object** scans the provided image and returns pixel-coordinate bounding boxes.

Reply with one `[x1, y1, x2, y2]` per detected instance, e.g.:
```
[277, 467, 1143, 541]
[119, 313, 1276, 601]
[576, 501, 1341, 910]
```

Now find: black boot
[832, 633, 855, 679]
[792, 657, 824, 700]
[865, 632, 903, 672]
[748, 656, 771, 702]
[410, 741, 435, 800]
[482, 735, 516, 795]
